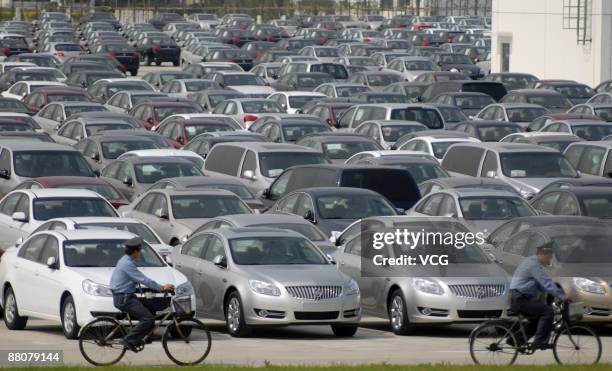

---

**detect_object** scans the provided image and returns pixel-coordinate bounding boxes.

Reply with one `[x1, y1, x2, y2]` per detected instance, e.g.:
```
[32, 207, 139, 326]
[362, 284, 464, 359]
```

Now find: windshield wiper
[69, 264, 100, 267]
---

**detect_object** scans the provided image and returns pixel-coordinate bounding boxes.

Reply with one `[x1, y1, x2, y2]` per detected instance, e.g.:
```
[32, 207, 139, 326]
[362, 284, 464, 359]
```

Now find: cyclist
[110, 236, 175, 352]
[509, 241, 569, 350]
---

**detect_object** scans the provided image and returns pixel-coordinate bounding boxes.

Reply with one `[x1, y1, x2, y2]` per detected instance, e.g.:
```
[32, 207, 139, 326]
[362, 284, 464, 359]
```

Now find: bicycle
[469, 300, 601, 365]
[78, 291, 212, 366]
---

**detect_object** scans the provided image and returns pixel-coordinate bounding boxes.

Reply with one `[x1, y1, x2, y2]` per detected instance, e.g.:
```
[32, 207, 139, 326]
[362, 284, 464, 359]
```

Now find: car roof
[30, 176, 110, 186]
[39, 229, 137, 241]
[0, 141, 75, 151]
[214, 142, 321, 153]
[118, 156, 195, 165]
[442, 188, 522, 198]
[426, 176, 515, 188]
[148, 189, 237, 197]
[15, 188, 101, 198]
[452, 142, 557, 153]
[119, 149, 200, 158]
[211, 213, 312, 225]
[209, 227, 304, 239]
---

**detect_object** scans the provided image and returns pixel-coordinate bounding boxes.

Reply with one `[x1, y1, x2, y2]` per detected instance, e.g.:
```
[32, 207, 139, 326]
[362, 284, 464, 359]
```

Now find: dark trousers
[510, 292, 554, 346]
[113, 294, 162, 345]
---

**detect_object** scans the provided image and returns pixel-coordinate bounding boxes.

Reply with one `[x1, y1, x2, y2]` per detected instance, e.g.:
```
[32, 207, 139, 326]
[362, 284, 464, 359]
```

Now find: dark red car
[23, 86, 91, 113]
[154, 118, 240, 148]
[13, 176, 129, 209]
[304, 102, 356, 128]
[528, 113, 602, 132]
[128, 101, 201, 130]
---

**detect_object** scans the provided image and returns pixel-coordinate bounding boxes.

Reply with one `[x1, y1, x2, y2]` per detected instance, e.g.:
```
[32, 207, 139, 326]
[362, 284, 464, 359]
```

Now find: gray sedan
[171, 227, 361, 337]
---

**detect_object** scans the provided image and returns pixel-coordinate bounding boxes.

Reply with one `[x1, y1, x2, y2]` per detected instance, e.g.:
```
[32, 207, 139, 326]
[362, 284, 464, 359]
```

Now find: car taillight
[363, 37, 370, 43]
[132, 52, 139, 59]
[266, 35, 273, 41]
[244, 114, 258, 122]
[256, 50, 263, 57]
[225, 58, 235, 62]
[2, 48, 10, 55]
[152, 45, 161, 52]
[186, 92, 193, 97]
[108, 51, 116, 58]
[239, 24, 247, 30]
[232, 36, 241, 43]
[54, 52, 65, 57]
[26, 48, 32, 52]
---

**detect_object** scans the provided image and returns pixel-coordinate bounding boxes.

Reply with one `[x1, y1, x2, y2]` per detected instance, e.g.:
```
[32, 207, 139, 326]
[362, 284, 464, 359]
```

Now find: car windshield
[404, 60, 435, 70]
[14, 72, 56, 82]
[366, 74, 402, 87]
[297, 75, 334, 87]
[288, 96, 323, 109]
[500, 153, 578, 178]
[13, 151, 93, 177]
[336, 85, 370, 97]
[159, 73, 190, 84]
[500, 75, 536, 90]
[251, 223, 325, 241]
[171, 195, 250, 219]
[526, 94, 571, 109]
[437, 107, 467, 123]
[310, 64, 348, 79]
[381, 125, 423, 141]
[47, 94, 89, 103]
[229, 236, 327, 265]
[100, 140, 157, 159]
[507, 108, 548, 122]
[184, 123, 232, 139]
[459, 196, 533, 220]
[241, 101, 282, 113]
[33, 197, 116, 221]
[107, 83, 150, 95]
[593, 109, 612, 122]
[440, 54, 472, 64]
[556, 86, 594, 99]
[579, 196, 612, 218]
[282, 124, 329, 142]
[314, 48, 340, 57]
[317, 194, 396, 219]
[259, 152, 326, 178]
[431, 141, 466, 159]
[348, 58, 376, 67]
[187, 184, 254, 199]
[17, 56, 56, 67]
[322, 141, 380, 159]
[224, 74, 265, 86]
[153, 106, 195, 121]
[391, 162, 449, 183]
[134, 162, 202, 183]
[184, 80, 217, 92]
[391, 108, 444, 129]
[55, 43, 81, 51]
[391, 236, 491, 264]
[208, 94, 242, 107]
[131, 94, 166, 105]
[86, 123, 132, 135]
[65, 106, 107, 117]
[477, 125, 520, 141]
[63, 239, 163, 267]
[542, 227, 612, 263]
[571, 124, 612, 141]
[55, 183, 122, 200]
[454, 95, 495, 109]
[0, 123, 31, 132]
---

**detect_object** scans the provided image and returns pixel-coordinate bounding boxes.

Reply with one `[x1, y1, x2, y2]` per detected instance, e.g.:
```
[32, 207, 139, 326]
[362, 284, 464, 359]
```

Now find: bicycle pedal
[145, 338, 153, 345]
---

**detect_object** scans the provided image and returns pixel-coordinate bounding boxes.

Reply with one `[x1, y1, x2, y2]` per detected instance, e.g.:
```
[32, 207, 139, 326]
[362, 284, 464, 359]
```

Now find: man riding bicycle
[110, 237, 175, 352]
[509, 241, 569, 350]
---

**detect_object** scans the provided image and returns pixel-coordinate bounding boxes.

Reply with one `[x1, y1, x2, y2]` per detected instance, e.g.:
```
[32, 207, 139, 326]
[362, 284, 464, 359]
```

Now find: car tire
[129, 69, 138, 76]
[331, 324, 358, 337]
[61, 295, 80, 339]
[155, 61, 162, 66]
[3, 287, 27, 330]
[145, 54, 152, 66]
[225, 292, 250, 337]
[173, 60, 180, 67]
[388, 289, 414, 335]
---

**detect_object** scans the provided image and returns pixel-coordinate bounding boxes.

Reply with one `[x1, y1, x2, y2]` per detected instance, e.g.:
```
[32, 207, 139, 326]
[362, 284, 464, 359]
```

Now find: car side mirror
[15, 237, 23, 246]
[0, 169, 10, 179]
[326, 254, 336, 264]
[213, 254, 227, 268]
[164, 255, 173, 266]
[303, 209, 315, 223]
[11, 211, 28, 222]
[177, 136, 184, 144]
[122, 175, 133, 186]
[46, 256, 58, 270]
[485, 170, 497, 178]
[242, 169, 256, 180]
[154, 208, 169, 219]
[261, 188, 270, 199]
[395, 207, 405, 214]
[147, 117, 154, 125]
[90, 152, 99, 161]
[329, 230, 341, 246]
[488, 252, 502, 264]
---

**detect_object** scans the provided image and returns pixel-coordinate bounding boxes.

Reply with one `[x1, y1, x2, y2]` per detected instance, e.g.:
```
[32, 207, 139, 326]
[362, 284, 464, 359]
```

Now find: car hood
[229, 85, 276, 94]
[313, 241, 337, 255]
[72, 266, 187, 286]
[383, 262, 509, 278]
[461, 219, 506, 237]
[317, 219, 354, 237]
[175, 218, 208, 231]
[505, 177, 565, 194]
[239, 264, 348, 285]
[549, 263, 612, 279]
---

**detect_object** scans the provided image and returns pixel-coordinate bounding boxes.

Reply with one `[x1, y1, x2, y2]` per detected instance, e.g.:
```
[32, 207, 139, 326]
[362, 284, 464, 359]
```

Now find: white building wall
[491, 0, 612, 87]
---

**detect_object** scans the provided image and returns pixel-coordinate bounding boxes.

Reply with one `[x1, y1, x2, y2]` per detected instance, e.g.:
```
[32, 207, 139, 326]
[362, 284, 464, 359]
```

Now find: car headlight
[519, 189, 535, 199]
[573, 277, 606, 295]
[82, 279, 113, 297]
[175, 281, 194, 297]
[449, 67, 459, 73]
[413, 278, 444, 295]
[249, 280, 281, 296]
[345, 280, 360, 296]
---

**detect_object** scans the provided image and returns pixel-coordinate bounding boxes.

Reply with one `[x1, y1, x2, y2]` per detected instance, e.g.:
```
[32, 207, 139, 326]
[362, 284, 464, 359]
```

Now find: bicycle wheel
[469, 321, 519, 365]
[79, 317, 127, 366]
[162, 318, 212, 365]
[553, 325, 602, 365]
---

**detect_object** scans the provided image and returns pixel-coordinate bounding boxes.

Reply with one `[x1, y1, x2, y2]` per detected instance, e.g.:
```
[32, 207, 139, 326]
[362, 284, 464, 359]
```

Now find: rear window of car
[340, 169, 420, 209]
[462, 82, 507, 101]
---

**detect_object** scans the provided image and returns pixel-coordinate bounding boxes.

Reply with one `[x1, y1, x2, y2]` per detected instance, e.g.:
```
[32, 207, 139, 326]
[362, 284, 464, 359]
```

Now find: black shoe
[122, 339, 139, 353]
[534, 343, 553, 350]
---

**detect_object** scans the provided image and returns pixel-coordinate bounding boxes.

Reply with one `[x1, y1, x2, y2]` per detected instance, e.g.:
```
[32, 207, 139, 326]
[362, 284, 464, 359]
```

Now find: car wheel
[170, 238, 180, 247]
[173, 60, 180, 67]
[3, 287, 27, 330]
[145, 54, 152, 66]
[61, 295, 80, 339]
[129, 69, 138, 76]
[155, 60, 162, 66]
[388, 289, 414, 335]
[331, 324, 358, 337]
[225, 292, 250, 337]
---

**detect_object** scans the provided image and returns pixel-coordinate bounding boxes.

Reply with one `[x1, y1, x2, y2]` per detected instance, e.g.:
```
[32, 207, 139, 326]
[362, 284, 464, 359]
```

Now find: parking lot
[2, 318, 611, 366]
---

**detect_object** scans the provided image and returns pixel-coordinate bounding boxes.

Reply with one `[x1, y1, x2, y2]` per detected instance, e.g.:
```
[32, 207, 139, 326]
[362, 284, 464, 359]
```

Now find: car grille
[449, 284, 505, 299]
[286, 285, 342, 300]
[294, 311, 339, 320]
[458, 310, 503, 319]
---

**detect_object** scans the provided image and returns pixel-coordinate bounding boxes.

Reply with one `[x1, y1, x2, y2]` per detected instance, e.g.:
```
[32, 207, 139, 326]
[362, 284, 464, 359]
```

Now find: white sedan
[0, 230, 195, 339]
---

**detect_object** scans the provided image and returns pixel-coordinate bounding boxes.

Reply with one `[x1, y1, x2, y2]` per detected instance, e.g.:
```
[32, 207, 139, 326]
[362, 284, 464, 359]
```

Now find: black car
[204, 49, 253, 71]
[432, 53, 482, 79]
[218, 28, 256, 47]
[94, 43, 140, 76]
[137, 35, 180, 66]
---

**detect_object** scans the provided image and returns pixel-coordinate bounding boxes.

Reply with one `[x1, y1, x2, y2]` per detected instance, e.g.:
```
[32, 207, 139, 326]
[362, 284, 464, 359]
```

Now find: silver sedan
[171, 227, 361, 337]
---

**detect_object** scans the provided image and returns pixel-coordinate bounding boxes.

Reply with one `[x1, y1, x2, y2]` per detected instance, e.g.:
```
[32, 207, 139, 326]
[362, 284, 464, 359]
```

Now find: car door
[196, 234, 230, 317]
[114, 161, 136, 200]
[173, 234, 207, 313]
[498, 231, 532, 273]
[11, 193, 32, 241]
[11, 234, 49, 314]
[531, 192, 562, 215]
[35, 235, 63, 317]
[0, 192, 23, 247]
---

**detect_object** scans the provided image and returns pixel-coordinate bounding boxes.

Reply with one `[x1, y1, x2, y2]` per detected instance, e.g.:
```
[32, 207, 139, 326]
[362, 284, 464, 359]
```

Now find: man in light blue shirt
[110, 237, 174, 352]
[509, 241, 568, 349]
